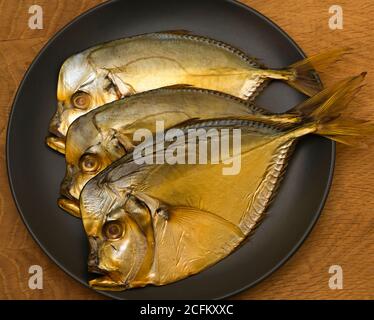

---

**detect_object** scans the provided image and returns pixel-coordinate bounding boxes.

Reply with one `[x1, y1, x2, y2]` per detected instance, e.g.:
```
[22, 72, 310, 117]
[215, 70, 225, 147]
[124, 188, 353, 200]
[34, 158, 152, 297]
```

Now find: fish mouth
[48, 105, 64, 137]
[47, 106, 67, 154]
[48, 122, 63, 138]
[58, 197, 81, 218]
[46, 107, 66, 153]
[60, 173, 80, 206]
[88, 265, 107, 275]
[88, 236, 107, 275]
[45, 135, 66, 154]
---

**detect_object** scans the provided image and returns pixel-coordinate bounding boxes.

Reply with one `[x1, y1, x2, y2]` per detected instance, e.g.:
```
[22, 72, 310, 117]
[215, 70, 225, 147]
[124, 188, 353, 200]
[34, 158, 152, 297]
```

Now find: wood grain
[0, 0, 373, 300]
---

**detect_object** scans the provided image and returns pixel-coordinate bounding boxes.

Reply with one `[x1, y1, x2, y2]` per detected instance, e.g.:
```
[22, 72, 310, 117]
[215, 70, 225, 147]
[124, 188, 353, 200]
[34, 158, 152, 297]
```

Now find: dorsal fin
[168, 117, 202, 130]
[157, 30, 192, 35]
[157, 84, 195, 90]
[168, 115, 299, 132]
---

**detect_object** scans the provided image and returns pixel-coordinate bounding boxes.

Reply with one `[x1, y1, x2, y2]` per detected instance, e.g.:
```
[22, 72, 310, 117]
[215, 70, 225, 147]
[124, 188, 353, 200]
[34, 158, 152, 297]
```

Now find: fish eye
[71, 91, 91, 109]
[103, 221, 123, 240]
[79, 154, 101, 173]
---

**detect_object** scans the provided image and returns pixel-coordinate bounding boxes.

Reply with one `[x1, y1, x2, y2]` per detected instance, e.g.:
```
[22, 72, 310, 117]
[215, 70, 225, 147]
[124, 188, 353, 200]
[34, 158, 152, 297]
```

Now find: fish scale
[60, 87, 301, 217]
[78, 74, 374, 291]
[46, 32, 344, 153]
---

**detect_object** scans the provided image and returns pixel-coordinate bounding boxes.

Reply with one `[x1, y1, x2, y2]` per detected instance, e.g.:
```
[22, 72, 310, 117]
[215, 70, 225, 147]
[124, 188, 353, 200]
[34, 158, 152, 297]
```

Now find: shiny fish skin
[81, 121, 295, 290]
[80, 74, 373, 290]
[60, 87, 301, 217]
[47, 31, 342, 153]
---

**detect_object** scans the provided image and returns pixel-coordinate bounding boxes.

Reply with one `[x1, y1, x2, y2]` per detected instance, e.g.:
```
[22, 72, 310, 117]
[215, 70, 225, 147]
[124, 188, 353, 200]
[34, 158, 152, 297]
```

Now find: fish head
[60, 116, 127, 212]
[48, 50, 122, 145]
[81, 181, 152, 289]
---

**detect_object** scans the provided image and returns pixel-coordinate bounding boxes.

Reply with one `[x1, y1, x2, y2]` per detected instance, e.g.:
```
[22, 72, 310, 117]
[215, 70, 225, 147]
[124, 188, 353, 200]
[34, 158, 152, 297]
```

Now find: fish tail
[289, 73, 366, 117]
[235, 73, 369, 130]
[296, 72, 374, 147]
[274, 48, 351, 97]
[316, 119, 374, 147]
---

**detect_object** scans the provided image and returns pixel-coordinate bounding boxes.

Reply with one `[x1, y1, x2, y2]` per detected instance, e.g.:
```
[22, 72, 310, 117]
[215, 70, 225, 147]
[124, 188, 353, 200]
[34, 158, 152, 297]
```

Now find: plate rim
[6, 0, 336, 300]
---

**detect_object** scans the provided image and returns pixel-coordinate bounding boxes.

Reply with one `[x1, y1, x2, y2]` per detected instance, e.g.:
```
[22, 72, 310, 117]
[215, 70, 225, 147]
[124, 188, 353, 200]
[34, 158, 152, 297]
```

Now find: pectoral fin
[132, 192, 169, 220]
[152, 206, 245, 285]
[107, 72, 136, 97]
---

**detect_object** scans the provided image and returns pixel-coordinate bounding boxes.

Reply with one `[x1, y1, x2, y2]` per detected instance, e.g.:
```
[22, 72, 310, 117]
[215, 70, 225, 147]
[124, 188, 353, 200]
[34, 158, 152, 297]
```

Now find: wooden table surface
[0, 0, 373, 300]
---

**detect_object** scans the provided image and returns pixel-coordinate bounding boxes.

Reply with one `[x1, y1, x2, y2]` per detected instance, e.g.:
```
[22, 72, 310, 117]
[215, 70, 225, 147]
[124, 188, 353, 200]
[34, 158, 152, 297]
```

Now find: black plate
[6, 0, 334, 299]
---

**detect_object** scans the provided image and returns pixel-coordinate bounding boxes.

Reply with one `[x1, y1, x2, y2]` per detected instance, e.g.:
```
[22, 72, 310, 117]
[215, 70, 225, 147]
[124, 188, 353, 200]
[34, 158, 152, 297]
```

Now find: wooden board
[0, 0, 372, 299]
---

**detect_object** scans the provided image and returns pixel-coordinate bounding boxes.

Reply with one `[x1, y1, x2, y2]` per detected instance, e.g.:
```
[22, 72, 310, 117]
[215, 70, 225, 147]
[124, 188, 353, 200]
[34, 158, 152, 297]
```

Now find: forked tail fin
[290, 72, 365, 117]
[196, 73, 372, 133]
[294, 72, 374, 147]
[282, 48, 351, 97]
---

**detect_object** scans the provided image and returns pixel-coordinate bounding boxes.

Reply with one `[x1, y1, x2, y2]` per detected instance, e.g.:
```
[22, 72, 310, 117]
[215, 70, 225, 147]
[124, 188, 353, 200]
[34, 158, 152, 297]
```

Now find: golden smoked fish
[60, 87, 304, 217]
[79, 74, 373, 290]
[47, 31, 345, 153]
